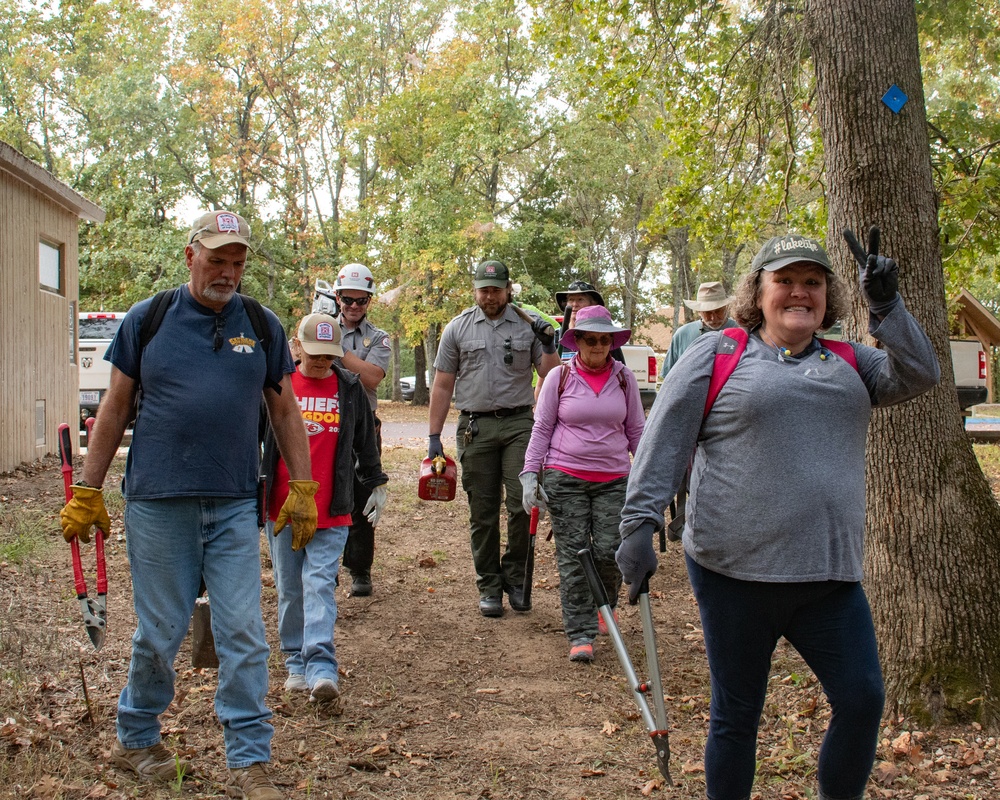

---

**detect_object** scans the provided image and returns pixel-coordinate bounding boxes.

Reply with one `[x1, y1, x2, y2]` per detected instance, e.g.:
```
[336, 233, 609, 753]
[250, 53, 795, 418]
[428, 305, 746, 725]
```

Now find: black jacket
[261, 363, 387, 519]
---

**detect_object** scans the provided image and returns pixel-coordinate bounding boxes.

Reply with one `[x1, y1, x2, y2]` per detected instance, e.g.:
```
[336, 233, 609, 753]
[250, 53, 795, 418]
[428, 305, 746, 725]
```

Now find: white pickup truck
[951, 338, 988, 411]
[620, 344, 659, 410]
[78, 311, 126, 428]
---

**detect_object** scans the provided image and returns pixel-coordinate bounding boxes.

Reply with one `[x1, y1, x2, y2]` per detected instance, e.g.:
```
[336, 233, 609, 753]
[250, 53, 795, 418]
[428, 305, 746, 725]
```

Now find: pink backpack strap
[704, 328, 748, 418]
[817, 338, 858, 371]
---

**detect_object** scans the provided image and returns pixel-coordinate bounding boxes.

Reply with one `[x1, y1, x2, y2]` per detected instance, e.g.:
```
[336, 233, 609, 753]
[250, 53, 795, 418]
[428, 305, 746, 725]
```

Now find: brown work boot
[110, 740, 191, 782]
[226, 762, 283, 799]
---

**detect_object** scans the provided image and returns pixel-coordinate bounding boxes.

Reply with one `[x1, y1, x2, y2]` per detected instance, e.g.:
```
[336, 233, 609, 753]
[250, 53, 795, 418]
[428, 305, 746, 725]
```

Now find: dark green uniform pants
[456, 410, 533, 597]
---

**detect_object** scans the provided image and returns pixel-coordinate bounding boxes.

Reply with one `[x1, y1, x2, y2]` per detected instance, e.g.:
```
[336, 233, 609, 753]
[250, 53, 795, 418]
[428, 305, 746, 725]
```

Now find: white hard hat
[334, 263, 375, 294]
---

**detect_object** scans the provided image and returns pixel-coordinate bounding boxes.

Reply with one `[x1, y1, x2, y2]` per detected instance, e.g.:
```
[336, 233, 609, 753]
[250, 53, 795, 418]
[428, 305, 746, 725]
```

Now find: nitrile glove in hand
[531, 317, 557, 353]
[428, 434, 444, 460]
[59, 485, 111, 544]
[274, 479, 320, 551]
[616, 521, 659, 604]
[363, 485, 388, 527]
[519, 472, 548, 516]
[844, 226, 899, 309]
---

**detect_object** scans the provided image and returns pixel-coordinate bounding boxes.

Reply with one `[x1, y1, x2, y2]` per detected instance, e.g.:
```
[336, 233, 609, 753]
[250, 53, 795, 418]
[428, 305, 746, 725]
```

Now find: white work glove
[363, 485, 388, 527]
[519, 472, 548, 516]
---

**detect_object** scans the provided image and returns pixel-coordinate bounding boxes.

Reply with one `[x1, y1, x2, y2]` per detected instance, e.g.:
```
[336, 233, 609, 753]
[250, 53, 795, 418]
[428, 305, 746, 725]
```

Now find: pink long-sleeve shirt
[522, 358, 645, 477]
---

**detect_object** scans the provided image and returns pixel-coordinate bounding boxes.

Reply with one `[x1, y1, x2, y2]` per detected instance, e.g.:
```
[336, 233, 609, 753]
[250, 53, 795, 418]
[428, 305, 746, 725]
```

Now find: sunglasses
[338, 295, 370, 307]
[578, 334, 613, 347]
[503, 338, 513, 365]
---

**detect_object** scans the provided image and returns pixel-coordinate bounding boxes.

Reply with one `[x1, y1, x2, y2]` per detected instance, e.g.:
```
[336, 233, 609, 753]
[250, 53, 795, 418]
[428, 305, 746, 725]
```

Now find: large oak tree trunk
[806, 0, 1000, 726]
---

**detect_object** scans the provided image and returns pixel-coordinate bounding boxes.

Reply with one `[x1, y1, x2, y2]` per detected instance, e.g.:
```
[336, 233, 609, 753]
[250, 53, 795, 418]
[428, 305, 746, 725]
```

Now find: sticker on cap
[315, 322, 335, 342]
[215, 213, 242, 234]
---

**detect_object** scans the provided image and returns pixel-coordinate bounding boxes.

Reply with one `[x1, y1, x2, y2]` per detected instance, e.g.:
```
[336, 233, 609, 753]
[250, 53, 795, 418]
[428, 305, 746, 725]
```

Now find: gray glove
[519, 472, 549, 516]
[428, 434, 444, 460]
[616, 521, 659, 604]
[531, 318, 557, 354]
[844, 226, 899, 312]
[363, 485, 388, 527]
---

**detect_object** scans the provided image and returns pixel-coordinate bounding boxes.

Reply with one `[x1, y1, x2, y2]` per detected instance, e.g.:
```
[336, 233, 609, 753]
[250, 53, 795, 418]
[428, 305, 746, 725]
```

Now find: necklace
[760, 328, 793, 362]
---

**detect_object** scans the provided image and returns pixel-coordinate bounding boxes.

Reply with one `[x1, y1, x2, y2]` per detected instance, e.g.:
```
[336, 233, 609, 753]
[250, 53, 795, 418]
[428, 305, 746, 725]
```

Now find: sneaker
[309, 677, 340, 703]
[226, 763, 282, 800]
[350, 570, 372, 596]
[283, 673, 308, 692]
[110, 740, 191, 783]
[569, 641, 595, 663]
[597, 609, 619, 636]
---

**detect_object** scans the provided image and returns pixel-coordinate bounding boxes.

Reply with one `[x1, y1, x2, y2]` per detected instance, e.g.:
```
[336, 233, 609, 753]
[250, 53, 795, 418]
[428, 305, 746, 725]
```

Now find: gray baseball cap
[751, 234, 832, 273]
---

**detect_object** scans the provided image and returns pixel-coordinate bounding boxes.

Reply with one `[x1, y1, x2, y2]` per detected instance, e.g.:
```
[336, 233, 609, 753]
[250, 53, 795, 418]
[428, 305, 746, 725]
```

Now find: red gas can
[418, 455, 457, 501]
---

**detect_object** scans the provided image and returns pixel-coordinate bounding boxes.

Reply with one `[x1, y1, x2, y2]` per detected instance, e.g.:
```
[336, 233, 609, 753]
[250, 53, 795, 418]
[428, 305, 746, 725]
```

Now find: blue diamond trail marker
[882, 84, 908, 114]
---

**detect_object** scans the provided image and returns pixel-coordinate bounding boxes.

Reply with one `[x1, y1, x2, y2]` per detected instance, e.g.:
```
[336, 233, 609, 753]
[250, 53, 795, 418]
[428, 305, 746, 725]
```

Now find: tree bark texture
[806, 0, 1000, 726]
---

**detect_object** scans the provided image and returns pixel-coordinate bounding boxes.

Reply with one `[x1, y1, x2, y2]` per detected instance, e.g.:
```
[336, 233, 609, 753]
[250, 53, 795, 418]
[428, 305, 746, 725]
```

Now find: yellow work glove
[274, 480, 320, 551]
[59, 485, 111, 544]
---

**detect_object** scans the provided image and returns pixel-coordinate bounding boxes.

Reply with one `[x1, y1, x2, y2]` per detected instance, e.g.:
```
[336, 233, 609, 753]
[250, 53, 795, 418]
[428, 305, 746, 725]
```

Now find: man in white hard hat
[660, 281, 738, 377]
[333, 263, 391, 597]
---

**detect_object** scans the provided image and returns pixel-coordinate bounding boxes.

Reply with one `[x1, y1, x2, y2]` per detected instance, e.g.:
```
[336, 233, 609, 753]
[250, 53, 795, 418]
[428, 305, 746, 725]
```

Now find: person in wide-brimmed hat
[521, 303, 645, 663]
[551, 280, 626, 364]
[660, 281, 739, 378]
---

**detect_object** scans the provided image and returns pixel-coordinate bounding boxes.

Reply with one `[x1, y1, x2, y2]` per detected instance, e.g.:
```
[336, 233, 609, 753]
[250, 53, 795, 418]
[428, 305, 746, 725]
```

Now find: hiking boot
[597, 609, 619, 636]
[504, 583, 531, 612]
[569, 640, 595, 663]
[309, 677, 340, 703]
[479, 596, 503, 617]
[283, 673, 308, 692]
[350, 570, 372, 596]
[226, 763, 282, 800]
[110, 740, 191, 783]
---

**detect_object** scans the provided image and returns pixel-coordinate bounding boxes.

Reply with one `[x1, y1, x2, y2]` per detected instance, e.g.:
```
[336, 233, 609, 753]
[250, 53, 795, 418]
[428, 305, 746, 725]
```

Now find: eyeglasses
[503, 338, 513, 365]
[338, 295, 370, 307]
[578, 334, 613, 347]
[213, 315, 226, 351]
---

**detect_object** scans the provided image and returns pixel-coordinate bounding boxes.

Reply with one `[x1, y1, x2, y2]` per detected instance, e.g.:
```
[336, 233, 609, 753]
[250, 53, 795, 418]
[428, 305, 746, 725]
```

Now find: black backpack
[131, 288, 277, 423]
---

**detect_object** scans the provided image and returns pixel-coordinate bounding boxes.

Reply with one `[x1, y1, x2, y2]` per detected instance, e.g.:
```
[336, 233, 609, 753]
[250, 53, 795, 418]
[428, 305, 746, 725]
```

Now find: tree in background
[807, 0, 1000, 725]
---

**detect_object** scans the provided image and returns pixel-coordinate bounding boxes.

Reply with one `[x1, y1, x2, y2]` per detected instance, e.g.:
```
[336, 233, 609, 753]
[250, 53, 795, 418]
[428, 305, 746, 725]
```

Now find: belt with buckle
[461, 406, 531, 418]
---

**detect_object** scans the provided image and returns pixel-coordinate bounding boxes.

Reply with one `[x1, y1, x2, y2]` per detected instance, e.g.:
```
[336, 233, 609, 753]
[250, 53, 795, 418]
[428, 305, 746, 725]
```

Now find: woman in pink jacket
[520, 305, 645, 662]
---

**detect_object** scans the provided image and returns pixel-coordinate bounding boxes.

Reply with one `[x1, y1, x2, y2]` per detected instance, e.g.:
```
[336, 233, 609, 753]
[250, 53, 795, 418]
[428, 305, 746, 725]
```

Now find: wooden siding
[0, 169, 81, 472]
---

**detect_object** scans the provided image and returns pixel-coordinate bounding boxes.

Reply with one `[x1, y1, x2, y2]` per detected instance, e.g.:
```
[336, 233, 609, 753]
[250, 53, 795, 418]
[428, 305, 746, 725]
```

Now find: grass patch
[0, 505, 54, 564]
[974, 443, 1000, 478]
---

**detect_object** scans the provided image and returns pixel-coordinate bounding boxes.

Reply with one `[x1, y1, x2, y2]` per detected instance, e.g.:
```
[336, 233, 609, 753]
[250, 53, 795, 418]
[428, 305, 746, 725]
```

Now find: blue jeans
[267, 522, 348, 686]
[686, 555, 884, 800]
[117, 498, 272, 768]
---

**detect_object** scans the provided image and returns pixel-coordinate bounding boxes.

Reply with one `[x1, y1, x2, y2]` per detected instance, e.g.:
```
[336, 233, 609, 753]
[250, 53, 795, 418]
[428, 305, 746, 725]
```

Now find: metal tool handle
[578, 547, 672, 783]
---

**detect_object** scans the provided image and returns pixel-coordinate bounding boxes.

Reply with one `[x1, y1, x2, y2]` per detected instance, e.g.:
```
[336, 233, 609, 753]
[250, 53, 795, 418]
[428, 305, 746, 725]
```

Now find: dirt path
[1, 402, 998, 799]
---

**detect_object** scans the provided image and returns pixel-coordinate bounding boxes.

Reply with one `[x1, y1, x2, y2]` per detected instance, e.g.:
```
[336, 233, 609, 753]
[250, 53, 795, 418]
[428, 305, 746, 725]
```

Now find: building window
[39, 239, 63, 294]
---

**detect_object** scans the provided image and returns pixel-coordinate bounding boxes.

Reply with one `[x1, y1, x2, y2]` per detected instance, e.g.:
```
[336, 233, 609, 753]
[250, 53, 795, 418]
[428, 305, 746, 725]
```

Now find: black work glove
[844, 226, 900, 314]
[616, 521, 659, 604]
[428, 434, 444, 460]
[531, 317, 557, 354]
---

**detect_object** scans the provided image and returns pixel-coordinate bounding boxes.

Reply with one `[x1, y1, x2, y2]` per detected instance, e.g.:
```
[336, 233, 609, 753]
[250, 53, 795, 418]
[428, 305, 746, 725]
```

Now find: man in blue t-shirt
[59, 211, 315, 799]
[660, 281, 738, 378]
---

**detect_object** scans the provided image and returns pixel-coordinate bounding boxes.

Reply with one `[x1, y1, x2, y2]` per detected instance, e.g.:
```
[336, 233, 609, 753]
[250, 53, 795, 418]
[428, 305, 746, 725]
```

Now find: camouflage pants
[543, 469, 626, 643]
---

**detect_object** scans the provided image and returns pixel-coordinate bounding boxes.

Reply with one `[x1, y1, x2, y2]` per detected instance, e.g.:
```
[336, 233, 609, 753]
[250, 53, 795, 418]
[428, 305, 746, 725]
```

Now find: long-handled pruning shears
[578, 548, 672, 784]
[58, 422, 107, 650]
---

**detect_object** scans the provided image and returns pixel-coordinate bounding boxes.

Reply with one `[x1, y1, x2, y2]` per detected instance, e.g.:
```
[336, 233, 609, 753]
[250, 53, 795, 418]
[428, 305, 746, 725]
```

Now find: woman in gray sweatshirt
[617, 231, 940, 800]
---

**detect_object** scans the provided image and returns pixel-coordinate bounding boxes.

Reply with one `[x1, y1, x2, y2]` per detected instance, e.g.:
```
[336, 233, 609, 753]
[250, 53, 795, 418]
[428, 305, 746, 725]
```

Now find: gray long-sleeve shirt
[621, 300, 940, 583]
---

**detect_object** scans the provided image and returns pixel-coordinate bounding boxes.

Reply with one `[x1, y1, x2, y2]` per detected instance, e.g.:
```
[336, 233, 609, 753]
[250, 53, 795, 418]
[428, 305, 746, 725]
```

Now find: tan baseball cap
[297, 313, 344, 357]
[188, 210, 252, 249]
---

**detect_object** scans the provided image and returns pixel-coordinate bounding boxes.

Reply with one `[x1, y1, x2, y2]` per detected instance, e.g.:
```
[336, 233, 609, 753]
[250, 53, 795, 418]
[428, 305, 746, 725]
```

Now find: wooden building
[0, 141, 105, 473]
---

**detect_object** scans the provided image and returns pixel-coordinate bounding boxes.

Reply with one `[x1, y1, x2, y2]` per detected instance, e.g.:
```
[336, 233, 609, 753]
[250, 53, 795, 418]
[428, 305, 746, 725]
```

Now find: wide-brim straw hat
[683, 281, 733, 312]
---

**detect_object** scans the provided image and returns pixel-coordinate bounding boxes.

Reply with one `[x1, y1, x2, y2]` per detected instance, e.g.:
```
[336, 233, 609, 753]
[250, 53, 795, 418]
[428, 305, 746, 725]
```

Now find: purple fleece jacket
[522, 357, 645, 476]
